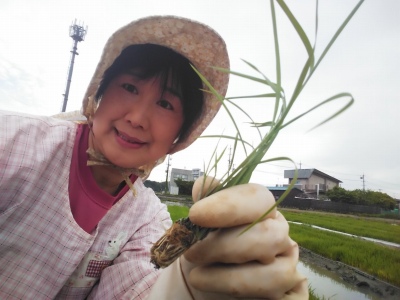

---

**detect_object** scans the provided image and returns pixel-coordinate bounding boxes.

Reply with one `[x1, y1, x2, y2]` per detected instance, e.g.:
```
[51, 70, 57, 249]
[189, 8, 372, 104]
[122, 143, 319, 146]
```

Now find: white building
[169, 168, 204, 195]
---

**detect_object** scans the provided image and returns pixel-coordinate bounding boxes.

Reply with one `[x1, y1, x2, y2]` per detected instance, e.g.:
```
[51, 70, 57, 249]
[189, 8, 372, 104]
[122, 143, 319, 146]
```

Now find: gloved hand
[148, 177, 308, 299]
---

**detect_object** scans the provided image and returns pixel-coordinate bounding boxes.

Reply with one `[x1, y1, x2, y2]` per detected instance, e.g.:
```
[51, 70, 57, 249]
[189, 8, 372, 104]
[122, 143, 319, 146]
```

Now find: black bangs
[96, 44, 204, 142]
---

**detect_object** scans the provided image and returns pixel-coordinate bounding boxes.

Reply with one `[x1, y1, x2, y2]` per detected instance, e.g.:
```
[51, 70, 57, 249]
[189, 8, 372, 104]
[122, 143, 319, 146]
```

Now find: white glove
[148, 177, 308, 299]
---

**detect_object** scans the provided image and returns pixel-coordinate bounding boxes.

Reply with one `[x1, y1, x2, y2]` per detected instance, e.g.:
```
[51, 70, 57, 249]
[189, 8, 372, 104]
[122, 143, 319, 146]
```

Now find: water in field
[299, 260, 382, 300]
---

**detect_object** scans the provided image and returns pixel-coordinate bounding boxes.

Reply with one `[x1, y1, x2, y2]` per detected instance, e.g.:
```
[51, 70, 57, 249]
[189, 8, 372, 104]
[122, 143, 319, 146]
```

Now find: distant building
[267, 186, 304, 201]
[284, 168, 341, 197]
[169, 168, 204, 195]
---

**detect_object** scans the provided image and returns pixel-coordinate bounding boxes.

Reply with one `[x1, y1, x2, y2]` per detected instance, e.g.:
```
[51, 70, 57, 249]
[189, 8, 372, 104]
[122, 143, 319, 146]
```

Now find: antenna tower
[61, 20, 88, 112]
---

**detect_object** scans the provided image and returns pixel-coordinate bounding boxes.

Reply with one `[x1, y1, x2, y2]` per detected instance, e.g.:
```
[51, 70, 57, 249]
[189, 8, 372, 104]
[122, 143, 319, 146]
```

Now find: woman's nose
[124, 97, 152, 129]
[124, 79, 162, 129]
[126, 105, 148, 129]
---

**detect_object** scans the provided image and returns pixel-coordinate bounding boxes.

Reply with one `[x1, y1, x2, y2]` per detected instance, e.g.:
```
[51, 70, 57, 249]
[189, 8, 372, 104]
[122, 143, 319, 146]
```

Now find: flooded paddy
[300, 248, 400, 300]
[299, 260, 380, 299]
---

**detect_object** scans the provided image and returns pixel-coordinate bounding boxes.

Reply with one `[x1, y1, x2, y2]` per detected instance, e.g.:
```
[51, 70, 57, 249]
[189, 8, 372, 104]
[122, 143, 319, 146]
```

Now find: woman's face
[90, 71, 184, 169]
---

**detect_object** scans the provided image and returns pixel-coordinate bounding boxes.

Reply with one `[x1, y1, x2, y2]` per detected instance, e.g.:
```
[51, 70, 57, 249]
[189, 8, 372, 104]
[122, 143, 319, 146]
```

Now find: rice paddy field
[167, 205, 400, 288]
[167, 205, 189, 222]
[281, 209, 400, 244]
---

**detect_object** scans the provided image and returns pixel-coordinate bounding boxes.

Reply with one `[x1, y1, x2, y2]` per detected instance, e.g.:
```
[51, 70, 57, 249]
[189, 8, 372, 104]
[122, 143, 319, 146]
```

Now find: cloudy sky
[1, 0, 399, 198]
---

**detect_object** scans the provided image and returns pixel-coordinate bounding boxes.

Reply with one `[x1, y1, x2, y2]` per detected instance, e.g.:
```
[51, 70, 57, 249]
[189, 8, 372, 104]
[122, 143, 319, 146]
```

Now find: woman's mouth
[115, 129, 146, 147]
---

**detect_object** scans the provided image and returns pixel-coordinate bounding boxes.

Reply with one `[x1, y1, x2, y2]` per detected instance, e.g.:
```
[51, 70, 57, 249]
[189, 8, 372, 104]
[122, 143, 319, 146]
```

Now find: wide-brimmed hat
[82, 15, 230, 154]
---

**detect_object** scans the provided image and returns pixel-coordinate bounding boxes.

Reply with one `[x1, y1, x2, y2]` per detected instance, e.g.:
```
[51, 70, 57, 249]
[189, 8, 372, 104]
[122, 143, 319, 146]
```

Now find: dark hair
[96, 44, 204, 142]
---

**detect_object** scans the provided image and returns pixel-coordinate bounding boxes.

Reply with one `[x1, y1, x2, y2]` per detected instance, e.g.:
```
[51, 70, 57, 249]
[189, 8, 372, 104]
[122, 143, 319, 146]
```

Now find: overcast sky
[1, 0, 399, 198]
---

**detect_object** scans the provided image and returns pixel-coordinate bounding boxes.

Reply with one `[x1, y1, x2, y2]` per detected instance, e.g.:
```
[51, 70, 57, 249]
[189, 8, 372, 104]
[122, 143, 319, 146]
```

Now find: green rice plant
[167, 205, 189, 222]
[281, 209, 400, 244]
[151, 0, 365, 269]
[309, 287, 328, 300]
[290, 223, 400, 287]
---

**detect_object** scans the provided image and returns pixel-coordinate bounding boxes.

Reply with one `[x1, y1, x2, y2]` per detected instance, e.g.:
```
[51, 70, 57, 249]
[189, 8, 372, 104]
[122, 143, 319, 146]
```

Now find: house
[284, 168, 341, 196]
[267, 186, 304, 201]
[169, 168, 204, 195]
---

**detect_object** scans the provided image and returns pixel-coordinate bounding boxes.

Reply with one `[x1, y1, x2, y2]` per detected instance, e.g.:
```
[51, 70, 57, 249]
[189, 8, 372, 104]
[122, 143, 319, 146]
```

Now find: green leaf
[282, 93, 354, 131]
[194, 0, 364, 236]
[277, 0, 315, 70]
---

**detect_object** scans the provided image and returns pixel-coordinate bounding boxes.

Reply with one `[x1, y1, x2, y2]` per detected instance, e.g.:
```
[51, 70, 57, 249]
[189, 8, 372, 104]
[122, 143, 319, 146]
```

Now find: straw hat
[82, 15, 230, 155]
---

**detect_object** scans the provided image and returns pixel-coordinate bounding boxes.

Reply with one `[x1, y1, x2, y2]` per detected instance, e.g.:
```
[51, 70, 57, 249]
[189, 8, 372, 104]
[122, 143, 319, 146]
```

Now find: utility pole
[360, 174, 365, 192]
[62, 20, 87, 112]
[165, 155, 172, 193]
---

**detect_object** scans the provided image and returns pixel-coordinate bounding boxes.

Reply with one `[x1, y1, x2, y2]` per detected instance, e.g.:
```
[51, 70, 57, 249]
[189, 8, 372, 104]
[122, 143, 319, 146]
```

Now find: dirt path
[300, 247, 400, 299]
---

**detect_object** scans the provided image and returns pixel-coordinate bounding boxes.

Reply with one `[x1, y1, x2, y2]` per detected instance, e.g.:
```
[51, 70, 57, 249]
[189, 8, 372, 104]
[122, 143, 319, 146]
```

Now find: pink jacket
[0, 110, 171, 299]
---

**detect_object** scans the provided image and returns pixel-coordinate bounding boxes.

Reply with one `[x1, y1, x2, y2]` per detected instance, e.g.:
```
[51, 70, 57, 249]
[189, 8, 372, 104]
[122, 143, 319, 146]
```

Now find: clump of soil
[300, 247, 400, 299]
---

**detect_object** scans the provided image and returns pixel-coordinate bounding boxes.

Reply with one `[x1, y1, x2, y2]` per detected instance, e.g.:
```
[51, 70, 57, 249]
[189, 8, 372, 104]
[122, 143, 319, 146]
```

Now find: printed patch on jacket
[85, 259, 113, 278]
[64, 232, 128, 288]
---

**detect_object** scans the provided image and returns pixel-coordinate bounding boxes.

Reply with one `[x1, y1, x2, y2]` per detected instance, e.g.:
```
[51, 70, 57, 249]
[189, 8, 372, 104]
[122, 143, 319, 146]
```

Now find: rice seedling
[281, 209, 400, 244]
[167, 205, 189, 222]
[151, 0, 365, 269]
[309, 287, 329, 300]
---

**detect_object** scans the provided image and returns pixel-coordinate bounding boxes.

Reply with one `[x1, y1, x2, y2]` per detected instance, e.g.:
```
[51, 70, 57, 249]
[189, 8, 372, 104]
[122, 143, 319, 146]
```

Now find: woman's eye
[121, 83, 137, 94]
[158, 99, 173, 110]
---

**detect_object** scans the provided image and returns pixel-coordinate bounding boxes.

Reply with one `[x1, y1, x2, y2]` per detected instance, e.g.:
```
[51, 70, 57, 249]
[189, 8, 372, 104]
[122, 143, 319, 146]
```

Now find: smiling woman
[0, 15, 306, 299]
[94, 44, 204, 144]
[90, 71, 185, 172]
[88, 44, 207, 193]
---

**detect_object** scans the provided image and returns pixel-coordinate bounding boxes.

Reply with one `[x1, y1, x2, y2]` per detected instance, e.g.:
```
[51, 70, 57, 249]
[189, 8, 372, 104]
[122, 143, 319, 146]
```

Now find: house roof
[267, 186, 303, 192]
[284, 168, 342, 183]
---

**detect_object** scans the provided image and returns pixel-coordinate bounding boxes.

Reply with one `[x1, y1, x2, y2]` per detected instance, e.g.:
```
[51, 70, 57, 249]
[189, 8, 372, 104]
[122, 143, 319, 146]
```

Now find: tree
[350, 189, 366, 205]
[174, 178, 194, 196]
[143, 180, 166, 192]
[327, 187, 397, 210]
[363, 190, 396, 210]
[326, 186, 354, 203]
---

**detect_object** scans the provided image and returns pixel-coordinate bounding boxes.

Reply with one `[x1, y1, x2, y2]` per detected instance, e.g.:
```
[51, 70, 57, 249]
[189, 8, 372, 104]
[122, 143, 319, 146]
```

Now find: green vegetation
[309, 288, 327, 300]
[173, 178, 195, 196]
[167, 204, 400, 295]
[289, 222, 400, 287]
[143, 180, 166, 192]
[281, 209, 400, 244]
[326, 186, 397, 210]
[167, 205, 189, 222]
